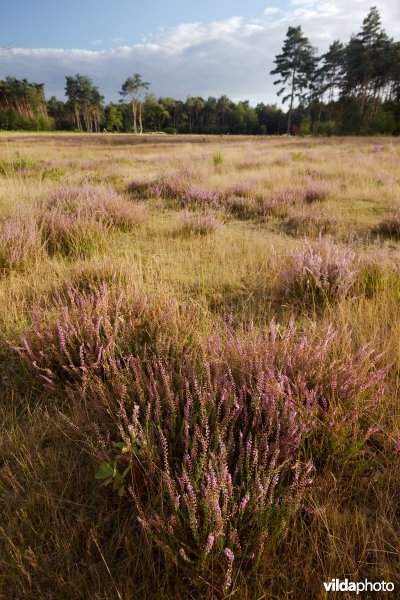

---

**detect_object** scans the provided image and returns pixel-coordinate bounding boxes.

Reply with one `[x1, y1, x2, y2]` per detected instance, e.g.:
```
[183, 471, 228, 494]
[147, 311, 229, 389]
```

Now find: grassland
[0, 133, 399, 599]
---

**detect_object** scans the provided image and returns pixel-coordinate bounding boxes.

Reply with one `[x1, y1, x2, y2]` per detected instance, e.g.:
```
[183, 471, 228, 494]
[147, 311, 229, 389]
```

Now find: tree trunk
[287, 69, 296, 135]
[139, 103, 143, 134]
[131, 98, 137, 133]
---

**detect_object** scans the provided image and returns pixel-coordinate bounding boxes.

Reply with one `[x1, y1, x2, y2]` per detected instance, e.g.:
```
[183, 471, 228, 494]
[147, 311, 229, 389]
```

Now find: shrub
[45, 184, 145, 231]
[0, 152, 37, 177]
[223, 190, 298, 221]
[375, 213, 400, 240]
[40, 211, 105, 258]
[278, 240, 360, 306]
[129, 175, 221, 208]
[80, 353, 314, 594]
[304, 185, 329, 203]
[39, 185, 144, 257]
[14, 279, 387, 595]
[178, 212, 224, 235]
[0, 216, 41, 272]
[281, 213, 339, 237]
[272, 154, 291, 166]
[226, 179, 259, 199]
[14, 279, 201, 387]
[223, 196, 262, 220]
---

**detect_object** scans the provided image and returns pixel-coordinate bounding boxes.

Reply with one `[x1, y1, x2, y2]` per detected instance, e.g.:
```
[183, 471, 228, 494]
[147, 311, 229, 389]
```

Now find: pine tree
[343, 6, 393, 115]
[119, 74, 150, 134]
[270, 26, 316, 134]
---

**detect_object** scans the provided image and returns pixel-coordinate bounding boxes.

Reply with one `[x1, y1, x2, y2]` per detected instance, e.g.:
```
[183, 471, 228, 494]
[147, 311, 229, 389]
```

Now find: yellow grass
[0, 133, 399, 598]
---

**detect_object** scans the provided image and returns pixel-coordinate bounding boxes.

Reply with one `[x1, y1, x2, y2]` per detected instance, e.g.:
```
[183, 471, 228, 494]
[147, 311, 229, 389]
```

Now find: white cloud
[1, 0, 399, 105]
[263, 7, 280, 16]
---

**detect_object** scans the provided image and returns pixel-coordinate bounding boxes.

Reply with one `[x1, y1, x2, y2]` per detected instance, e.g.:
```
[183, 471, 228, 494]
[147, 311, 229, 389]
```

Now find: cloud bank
[2, 0, 400, 104]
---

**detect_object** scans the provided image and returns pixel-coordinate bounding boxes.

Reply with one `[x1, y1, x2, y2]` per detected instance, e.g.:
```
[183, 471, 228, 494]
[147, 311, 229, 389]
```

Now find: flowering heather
[0, 216, 41, 271]
[14, 266, 388, 594]
[14, 279, 200, 386]
[178, 212, 224, 235]
[273, 153, 292, 166]
[282, 213, 339, 237]
[46, 184, 145, 230]
[40, 211, 105, 258]
[126, 178, 154, 198]
[71, 350, 314, 593]
[226, 179, 259, 198]
[129, 175, 222, 209]
[236, 159, 263, 170]
[215, 323, 387, 460]
[223, 196, 262, 220]
[375, 213, 400, 240]
[268, 189, 306, 207]
[39, 185, 144, 256]
[304, 185, 329, 203]
[279, 240, 360, 305]
[370, 144, 385, 153]
[53, 317, 385, 594]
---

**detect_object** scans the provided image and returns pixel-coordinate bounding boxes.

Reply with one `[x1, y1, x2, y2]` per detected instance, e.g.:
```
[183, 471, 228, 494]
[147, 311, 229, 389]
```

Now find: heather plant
[69, 352, 314, 594]
[178, 212, 224, 236]
[14, 279, 203, 387]
[236, 159, 263, 170]
[40, 211, 105, 258]
[226, 179, 259, 198]
[304, 185, 329, 203]
[215, 323, 387, 463]
[223, 191, 294, 221]
[0, 152, 37, 177]
[129, 175, 223, 209]
[281, 213, 339, 237]
[58, 317, 386, 594]
[0, 216, 42, 272]
[273, 153, 292, 166]
[375, 212, 400, 240]
[39, 185, 144, 257]
[278, 240, 360, 306]
[45, 184, 145, 231]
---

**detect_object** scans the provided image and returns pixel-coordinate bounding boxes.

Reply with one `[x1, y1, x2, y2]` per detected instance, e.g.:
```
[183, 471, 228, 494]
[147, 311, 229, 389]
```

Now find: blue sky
[1, 1, 400, 104]
[3, 1, 280, 49]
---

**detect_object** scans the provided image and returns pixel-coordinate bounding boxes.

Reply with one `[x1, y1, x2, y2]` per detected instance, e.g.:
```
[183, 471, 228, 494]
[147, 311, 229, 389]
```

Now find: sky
[1, 0, 400, 105]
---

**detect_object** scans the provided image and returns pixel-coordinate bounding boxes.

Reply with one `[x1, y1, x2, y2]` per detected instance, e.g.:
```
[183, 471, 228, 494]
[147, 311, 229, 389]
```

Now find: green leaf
[95, 462, 113, 479]
[113, 442, 126, 449]
[122, 465, 131, 478]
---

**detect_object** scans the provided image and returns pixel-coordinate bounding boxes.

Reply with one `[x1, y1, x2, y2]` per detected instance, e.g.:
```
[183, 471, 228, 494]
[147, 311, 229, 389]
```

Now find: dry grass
[0, 133, 400, 599]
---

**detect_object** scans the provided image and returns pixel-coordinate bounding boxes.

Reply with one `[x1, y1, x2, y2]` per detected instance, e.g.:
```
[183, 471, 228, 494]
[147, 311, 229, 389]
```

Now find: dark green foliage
[65, 74, 104, 132]
[270, 26, 317, 134]
[0, 77, 53, 130]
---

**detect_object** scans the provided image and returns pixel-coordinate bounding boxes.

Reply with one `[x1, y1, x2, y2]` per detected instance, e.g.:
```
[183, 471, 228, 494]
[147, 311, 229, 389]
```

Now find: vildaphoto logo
[323, 579, 395, 594]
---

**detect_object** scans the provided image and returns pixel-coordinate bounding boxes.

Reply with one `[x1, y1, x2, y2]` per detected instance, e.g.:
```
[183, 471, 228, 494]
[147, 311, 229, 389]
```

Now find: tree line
[0, 6, 399, 135]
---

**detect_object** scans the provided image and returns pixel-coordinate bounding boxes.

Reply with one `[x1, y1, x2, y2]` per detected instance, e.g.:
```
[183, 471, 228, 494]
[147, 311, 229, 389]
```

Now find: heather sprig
[0, 216, 42, 272]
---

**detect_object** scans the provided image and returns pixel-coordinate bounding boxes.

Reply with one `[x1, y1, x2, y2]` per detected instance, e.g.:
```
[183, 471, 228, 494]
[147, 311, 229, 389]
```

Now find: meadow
[0, 132, 399, 599]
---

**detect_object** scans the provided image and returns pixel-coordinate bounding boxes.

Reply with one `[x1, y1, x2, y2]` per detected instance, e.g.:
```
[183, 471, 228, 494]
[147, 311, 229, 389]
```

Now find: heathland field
[0, 133, 399, 599]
